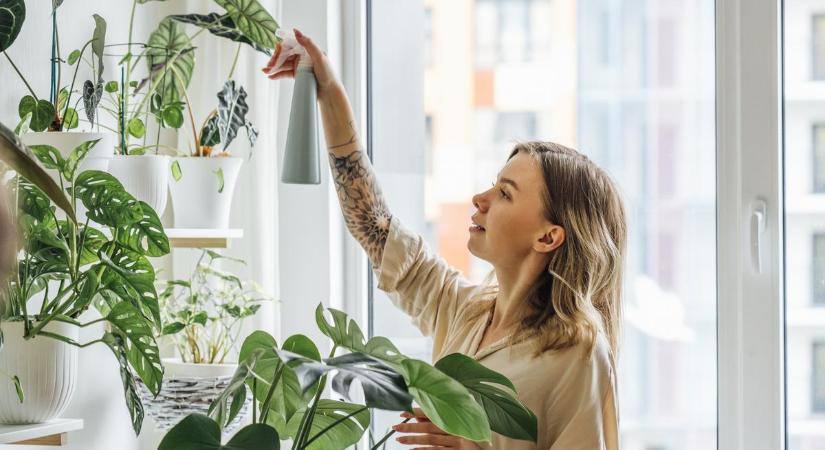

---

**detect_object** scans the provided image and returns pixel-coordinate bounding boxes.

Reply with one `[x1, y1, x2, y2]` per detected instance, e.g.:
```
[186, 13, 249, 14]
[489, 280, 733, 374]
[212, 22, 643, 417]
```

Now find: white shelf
[0, 419, 83, 446]
[165, 228, 244, 248]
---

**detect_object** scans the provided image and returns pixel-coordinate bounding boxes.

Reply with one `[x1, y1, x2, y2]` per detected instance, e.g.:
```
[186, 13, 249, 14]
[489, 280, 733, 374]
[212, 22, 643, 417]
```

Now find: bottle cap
[276, 29, 313, 69]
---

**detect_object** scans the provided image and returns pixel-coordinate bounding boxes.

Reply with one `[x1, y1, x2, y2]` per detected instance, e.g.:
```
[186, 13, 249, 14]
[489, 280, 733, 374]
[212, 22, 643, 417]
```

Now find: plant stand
[0, 419, 83, 446]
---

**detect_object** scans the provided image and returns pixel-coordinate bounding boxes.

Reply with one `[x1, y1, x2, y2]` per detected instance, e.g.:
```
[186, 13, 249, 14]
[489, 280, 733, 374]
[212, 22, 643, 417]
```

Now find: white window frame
[276, 0, 790, 447]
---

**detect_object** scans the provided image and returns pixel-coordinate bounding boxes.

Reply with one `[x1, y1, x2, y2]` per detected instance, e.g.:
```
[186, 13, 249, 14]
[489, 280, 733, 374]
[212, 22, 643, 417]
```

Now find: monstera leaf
[74, 170, 142, 227]
[215, 0, 279, 49]
[435, 353, 538, 442]
[97, 242, 161, 327]
[145, 18, 195, 104]
[0, 0, 25, 52]
[169, 13, 271, 54]
[107, 301, 164, 397]
[284, 400, 369, 450]
[0, 122, 76, 221]
[159, 414, 280, 450]
[105, 333, 145, 435]
[115, 201, 170, 257]
[216, 80, 255, 151]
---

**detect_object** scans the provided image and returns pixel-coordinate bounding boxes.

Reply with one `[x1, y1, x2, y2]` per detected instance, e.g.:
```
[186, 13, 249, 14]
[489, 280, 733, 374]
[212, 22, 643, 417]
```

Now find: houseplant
[158, 304, 539, 450]
[160, 0, 275, 229]
[137, 249, 268, 430]
[1, 0, 117, 223]
[0, 122, 169, 433]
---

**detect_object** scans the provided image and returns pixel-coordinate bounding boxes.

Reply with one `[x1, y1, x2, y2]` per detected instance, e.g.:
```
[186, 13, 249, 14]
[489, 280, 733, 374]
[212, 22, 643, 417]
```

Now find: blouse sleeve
[372, 216, 480, 354]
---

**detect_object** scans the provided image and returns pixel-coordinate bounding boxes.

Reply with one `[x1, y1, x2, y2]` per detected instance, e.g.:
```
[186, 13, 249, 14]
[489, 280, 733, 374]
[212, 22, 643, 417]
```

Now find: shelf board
[0, 419, 83, 446]
[165, 228, 244, 248]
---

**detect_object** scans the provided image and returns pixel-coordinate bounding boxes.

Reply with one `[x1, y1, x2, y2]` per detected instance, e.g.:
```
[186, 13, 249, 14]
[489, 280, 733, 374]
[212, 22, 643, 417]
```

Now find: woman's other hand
[393, 408, 484, 450]
[261, 28, 342, 101]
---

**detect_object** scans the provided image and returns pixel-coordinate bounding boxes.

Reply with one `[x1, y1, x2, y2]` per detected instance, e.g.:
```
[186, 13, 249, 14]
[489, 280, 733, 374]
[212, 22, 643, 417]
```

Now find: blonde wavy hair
[472, 142, 627, 362]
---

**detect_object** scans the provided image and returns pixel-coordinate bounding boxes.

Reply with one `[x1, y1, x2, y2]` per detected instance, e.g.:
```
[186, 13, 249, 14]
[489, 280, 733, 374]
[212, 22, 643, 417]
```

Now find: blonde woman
[265, 29, 626, 450]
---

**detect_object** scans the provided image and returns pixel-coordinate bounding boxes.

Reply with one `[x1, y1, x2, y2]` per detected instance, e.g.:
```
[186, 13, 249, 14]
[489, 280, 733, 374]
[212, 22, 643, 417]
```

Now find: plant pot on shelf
[0, 321, 79, 424]
[20, 132, 116, 222]
[168, 156, 243, 229]
[108, 154, 170, 217]
[136, 359, 250, 431]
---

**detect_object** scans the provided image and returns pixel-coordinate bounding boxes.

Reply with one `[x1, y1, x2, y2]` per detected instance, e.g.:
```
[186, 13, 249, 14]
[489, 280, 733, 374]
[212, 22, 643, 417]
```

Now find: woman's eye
[499, 188, 509, 200]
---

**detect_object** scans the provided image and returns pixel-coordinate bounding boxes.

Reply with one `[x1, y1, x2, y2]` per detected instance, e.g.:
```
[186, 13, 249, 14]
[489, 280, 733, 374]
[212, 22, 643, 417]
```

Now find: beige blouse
[374, 217, 620, 450]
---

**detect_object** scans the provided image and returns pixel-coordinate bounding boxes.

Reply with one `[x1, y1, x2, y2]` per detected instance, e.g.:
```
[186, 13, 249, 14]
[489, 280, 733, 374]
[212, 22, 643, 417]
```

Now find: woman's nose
[472, 191, 489, 212]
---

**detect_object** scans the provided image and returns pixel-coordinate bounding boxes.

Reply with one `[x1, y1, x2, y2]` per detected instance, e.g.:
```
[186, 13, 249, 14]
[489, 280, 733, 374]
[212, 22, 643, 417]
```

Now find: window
[814, 234, 825, 305]
[368, 0, 716, 448]
[813, 14, 825, 80]
[424, 8, 433, 67]
[814, 342, 825, 413]
[814, 123, 825, 193]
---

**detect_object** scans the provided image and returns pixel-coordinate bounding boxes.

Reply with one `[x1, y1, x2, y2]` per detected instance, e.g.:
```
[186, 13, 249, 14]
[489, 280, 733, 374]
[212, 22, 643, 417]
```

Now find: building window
[814, 123, 825, 193]
[475, 0, 532, 66]
[814, 234, 825, 305]
[494, 111, 537, 142]
[813, 14, 825, 80]
[424, 8, 433, 67]
[813, 342, 825, 413]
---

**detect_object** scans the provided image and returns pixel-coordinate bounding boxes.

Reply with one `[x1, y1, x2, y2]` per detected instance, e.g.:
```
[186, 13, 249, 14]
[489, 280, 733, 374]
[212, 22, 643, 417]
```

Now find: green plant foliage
[18, 96, 55, 132]
[158, 414, 279, 450]
[215, 0, 280, 49]
[169, 13, 271, 54]
[0, 0, 25, 52]
[145, 18, 195, 105]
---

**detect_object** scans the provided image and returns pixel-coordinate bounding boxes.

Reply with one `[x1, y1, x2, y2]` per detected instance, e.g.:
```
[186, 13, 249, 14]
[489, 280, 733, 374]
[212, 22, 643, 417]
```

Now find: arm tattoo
[329, 150, 393, 267]
[328, 120, 358, 150]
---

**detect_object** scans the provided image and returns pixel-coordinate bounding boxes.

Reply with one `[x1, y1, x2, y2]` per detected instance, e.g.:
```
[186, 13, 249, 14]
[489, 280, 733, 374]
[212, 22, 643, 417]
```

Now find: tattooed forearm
[328, 120, 358, 150]
[329, 150, 393, 267]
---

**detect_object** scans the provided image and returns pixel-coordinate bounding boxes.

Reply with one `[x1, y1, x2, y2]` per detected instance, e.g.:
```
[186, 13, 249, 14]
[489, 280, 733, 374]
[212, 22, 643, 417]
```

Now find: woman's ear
[534, 225, 565, 253]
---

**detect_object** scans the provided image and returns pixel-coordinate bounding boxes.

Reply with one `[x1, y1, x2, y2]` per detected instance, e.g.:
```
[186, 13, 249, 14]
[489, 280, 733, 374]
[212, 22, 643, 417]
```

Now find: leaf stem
[227, 43, 241, 81]
[3, 52, 39, 100]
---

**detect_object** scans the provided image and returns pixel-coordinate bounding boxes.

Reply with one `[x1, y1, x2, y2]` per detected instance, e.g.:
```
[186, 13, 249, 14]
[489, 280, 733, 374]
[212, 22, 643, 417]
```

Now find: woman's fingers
[292, 28, 337, 89]
[392, 421, 443, 434]
[400, 407, 433, 422]
[266, 54, 299, 80]
[396, 433, 456, 447]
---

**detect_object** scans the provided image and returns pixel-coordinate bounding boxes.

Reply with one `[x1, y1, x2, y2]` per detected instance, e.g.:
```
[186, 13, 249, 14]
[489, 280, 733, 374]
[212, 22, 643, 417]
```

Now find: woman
[265, 29, 626, 450]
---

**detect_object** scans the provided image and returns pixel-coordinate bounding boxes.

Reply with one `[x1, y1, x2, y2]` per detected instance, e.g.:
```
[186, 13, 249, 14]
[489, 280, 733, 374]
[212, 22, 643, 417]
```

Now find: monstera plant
[0, 121, 169, 433]
[158, 304, 539, 450]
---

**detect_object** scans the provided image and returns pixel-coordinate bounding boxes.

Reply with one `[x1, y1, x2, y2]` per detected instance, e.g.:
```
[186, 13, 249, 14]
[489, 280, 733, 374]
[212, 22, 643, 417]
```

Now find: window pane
[369, 0, 716, 448]
[786, 2, 825, 448]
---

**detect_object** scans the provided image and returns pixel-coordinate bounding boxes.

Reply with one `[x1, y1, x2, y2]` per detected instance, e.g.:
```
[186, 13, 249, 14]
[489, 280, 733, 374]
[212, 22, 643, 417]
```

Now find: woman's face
[468, 151, 562, 267]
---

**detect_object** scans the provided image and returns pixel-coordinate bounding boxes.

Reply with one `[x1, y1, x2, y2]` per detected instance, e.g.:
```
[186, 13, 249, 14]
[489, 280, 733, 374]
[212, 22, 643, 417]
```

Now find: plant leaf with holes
[97, 242, 161, 328]
[170, 13, 271, 55]
[62, 138, 100, 181]
[107, 301, 164, 396]
[145, 18, 195, 104]
[104, 332, 145, 435]
[0, 0, 25, 52]
[215, 0, 280, 49]
[74, 170, 142, 227]
[314, 304, 366, 351]
[116, 200, 169, 257]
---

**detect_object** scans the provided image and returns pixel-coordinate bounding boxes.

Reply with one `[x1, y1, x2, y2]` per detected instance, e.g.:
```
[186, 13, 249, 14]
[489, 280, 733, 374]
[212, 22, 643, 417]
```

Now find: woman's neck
[491, 253, 550, 330]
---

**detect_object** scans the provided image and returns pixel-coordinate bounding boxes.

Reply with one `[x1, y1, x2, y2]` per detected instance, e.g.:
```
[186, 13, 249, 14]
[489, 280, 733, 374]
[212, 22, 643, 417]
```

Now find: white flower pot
[0, 321, 79, 424]
[168, 157, 243, 229]
[108, 154, 170, 217]
[136, 359, 249, 431]
[20, 132, 116, 223]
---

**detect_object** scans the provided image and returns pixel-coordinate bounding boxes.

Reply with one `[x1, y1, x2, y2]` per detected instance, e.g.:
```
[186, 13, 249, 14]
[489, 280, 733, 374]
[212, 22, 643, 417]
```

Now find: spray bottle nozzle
[274, 29, 313, 69]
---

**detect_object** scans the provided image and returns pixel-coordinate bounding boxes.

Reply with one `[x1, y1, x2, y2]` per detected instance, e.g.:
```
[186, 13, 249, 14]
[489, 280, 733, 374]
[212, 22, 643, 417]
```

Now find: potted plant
[158, 304, 539, 450]
[1, 0, 116, 223]
[162, 0, 277, 229]
[137, 249, 269, 431]
[0, 121, 169, 434]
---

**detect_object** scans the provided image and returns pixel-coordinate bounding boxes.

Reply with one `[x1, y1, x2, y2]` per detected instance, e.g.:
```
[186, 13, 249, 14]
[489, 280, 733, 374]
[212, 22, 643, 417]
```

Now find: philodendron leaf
[115, 200, 170, 257]
[435, 353, 538, 442]
[284, 400, 369, 450]
[401, 358, 491, 442]
[169, 13, 271, 55]
[215, 0, 280, 49]
[62, 138, 101, 181]
[107, 301, 164, 397]
[74, 170, 142, 227]
[0, 122, 76, 221]
[158, 414, 280, 450]
[82, 79, 103, 125]
[18, 96, 55, 132]
[91, 14, 107, 80]
[104, 332, 145, 435]
[145, 18, 195, 104]
[97, 243, 161, 328]
[216, 80, 252, 151]
[315, 303, 366, 351]
[0, 0, 25, 52]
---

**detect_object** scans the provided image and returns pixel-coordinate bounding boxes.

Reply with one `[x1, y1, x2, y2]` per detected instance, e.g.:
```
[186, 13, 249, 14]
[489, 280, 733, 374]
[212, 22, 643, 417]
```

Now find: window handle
[750, 199, 767, 274]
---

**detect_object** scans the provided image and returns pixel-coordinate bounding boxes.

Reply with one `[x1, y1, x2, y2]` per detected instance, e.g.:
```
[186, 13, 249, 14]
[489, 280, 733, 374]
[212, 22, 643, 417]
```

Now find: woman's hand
[393, 408, 484, 450]
[261, 28, 342, 101]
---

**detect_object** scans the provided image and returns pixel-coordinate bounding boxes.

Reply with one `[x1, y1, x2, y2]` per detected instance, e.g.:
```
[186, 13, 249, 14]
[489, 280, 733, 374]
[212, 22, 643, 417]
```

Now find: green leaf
[215, 0, 280, 49]
[162, 105, 184, 128]
[57, 87, 70, 113]
[105, 80, 119, 93]
[28, 144, 65, 171]
[91, 14, 107, 80]
[18, 96, 55, 132]
[14, 111, 31, 135]
[161, 321, 185, 335]
[62, 138, 101, 180]
[284, 400, 369, 450]
[169, 13, 271, 54]
[145, 18, 195, 104]
[67, 49, 81, 65]
[63, 107, 79, 130]
[215, 80, 253, 151]
[215, 167, 225, 193]
[435, 353, 537, 442]
[105, 333, 145, 434]
[208, 356, 256, 429]
[314, 304, 366, 351]
[97, 242, 161, 327]
[200, 115, 221, 147]
[401, 359, 491, 442]
[158, 414, 279, 450]
[127, 117, 145, 138]
[12, 375, 23, 403]
[74, 170, 142, 227]
[82, 79, 103, 125]
[171, 159, 182, 181]
[0, 0, 25, 52]
[107, 301, 164, 396]
[115, 200, 170, 257]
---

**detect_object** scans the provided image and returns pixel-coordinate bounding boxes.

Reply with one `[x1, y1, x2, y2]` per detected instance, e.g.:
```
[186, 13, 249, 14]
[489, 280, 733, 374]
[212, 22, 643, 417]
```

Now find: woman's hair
[473, 141, 627, 362]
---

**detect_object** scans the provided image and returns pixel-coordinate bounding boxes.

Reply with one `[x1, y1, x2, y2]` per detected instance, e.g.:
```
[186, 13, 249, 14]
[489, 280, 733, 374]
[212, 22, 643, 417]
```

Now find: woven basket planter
[137, 359, 250, 431]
